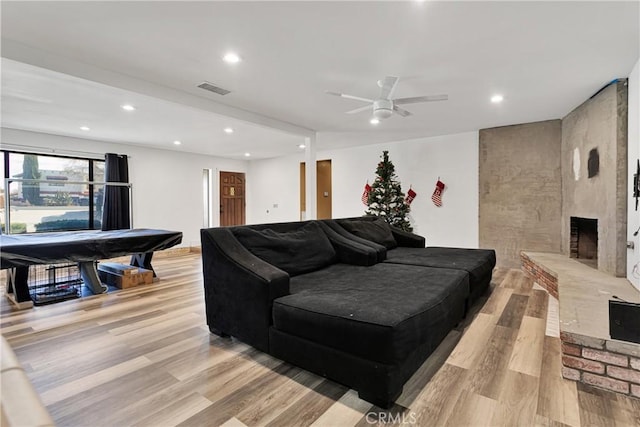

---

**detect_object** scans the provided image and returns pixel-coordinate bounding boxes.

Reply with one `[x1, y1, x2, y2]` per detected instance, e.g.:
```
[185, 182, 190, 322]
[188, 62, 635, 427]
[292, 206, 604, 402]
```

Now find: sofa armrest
[200, 228, 290, 352]
[317, 222, 379, 266]
[1, 337, 55, 427]
[390, 227, 426, 248]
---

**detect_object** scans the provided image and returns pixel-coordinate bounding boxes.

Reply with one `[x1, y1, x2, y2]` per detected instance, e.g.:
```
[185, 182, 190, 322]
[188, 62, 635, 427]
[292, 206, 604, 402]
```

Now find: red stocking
[405, 188, 417, 205]
[431, 180, 445, 207]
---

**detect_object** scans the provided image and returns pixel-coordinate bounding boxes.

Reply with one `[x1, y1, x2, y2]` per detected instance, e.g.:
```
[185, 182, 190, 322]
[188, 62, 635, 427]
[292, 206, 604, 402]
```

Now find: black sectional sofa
[200, 217, 496, 408]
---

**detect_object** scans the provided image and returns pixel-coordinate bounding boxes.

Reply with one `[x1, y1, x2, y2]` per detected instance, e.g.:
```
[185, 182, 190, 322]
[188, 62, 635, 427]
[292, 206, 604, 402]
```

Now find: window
[203, 168, 213, 228]
[1, 151, 105, 233]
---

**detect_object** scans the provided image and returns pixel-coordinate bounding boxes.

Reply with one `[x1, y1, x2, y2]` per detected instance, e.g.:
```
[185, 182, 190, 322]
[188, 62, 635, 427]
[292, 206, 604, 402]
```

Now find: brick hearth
[521, 253, 558, 298]
[560, 331, 640, 396]
[520, 251, 640, 399]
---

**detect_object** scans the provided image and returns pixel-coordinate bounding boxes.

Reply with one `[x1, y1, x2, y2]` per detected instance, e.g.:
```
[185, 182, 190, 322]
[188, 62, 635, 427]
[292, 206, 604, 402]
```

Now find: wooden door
[300, 163, 306, 220]
[220, 171, 246, 226]
[316, 160, 332, 220]
[299, 160, 332, 220]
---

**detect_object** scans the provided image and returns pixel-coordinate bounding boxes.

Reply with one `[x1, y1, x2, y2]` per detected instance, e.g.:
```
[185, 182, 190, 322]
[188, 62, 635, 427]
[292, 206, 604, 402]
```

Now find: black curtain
[102, 153, 131, 230]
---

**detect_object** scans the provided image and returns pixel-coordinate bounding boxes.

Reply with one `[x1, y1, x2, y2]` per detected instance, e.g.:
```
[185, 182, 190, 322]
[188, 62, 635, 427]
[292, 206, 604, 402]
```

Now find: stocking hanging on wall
[431, 179, 445, 207]
[361, 182, 372, 206]
[405, 187, 417, 205]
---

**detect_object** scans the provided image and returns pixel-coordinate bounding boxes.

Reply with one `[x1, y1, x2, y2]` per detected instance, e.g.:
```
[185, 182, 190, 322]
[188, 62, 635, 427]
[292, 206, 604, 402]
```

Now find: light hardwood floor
[1, 255, 639, 426]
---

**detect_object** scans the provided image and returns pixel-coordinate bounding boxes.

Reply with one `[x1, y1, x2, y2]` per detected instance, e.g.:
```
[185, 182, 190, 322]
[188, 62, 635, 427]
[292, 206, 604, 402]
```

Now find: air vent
[197, 81, 231, 96]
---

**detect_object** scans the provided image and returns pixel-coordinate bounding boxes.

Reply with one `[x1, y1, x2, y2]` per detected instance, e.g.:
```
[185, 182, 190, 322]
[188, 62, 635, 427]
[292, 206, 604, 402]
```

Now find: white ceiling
[1, 1, 639, 159]
[1, 59, 306, 158]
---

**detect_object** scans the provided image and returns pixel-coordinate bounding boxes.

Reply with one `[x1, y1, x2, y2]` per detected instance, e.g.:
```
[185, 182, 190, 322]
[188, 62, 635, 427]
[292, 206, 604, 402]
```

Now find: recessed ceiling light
[80, 126, 90, 131]
[298, 143, 306, 149]
[173, 140, 182, 145]
[370, 118, 380, 125]
[121, 104, 136, 111]
[224, 127, 234, 134]
[223, 52, 241, 64]
[491, 95, 504, 103]
[244, 152, 251, 157]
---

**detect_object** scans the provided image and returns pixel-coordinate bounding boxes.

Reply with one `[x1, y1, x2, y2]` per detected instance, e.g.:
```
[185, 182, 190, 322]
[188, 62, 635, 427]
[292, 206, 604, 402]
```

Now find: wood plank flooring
[2, 254, 639, 426]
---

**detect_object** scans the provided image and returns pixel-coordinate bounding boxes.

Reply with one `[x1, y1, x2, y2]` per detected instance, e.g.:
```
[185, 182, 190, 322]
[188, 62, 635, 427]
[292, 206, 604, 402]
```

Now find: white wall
[246, 152, 304, 224]
[627, 59, 640, 291]
[1, 128, 248, 247]
[247, 131, 479, 248]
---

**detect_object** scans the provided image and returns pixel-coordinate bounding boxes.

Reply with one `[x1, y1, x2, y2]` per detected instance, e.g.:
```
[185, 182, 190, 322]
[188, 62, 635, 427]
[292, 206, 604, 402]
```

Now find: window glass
[93, 161, 105, 227]
[4, 152, 103, 233]
[0, 155, 7, 233]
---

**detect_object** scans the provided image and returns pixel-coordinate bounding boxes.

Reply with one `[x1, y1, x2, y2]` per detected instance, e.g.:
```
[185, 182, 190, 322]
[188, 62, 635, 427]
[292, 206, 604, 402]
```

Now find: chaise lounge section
[325, 217, 496, 309]
[200, 219, 495, 407]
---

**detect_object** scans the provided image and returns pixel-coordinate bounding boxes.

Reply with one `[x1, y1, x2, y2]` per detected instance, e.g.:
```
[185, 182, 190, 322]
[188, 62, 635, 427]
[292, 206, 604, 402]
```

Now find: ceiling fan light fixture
[373, 108, 393, 120]
[373, 99, 393, 119]
[223, 52, 241, 64]
[370, 118, 380, 125]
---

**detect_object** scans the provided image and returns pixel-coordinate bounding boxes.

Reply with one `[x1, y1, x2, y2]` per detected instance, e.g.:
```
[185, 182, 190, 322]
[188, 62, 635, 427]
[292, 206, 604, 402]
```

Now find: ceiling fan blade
[393, 94, 448, 105]
[378, 76, 399, 100]
[324, 90, 373, 103]
[345, 105, 372, 115]
[393, 105, 412, 117]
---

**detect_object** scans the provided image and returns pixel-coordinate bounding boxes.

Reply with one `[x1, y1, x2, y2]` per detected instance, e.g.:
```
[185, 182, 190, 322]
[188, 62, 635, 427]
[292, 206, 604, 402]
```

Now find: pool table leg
[5, 267, 33, 309]
[79, 262, 108, 294]
[130, 252, 156, 277]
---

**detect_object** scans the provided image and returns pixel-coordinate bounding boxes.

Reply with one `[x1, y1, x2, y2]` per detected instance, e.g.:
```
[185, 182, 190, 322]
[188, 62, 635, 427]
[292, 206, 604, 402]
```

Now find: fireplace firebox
[569, 217, 598, 267]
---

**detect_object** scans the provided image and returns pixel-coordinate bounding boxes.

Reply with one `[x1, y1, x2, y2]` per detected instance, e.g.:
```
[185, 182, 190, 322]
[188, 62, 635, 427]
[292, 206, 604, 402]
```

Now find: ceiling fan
[326, 76, 447, 121]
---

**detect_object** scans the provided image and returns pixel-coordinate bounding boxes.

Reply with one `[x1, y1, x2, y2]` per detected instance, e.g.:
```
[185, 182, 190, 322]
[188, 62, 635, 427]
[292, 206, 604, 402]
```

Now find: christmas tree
[365, 150, 413, 231]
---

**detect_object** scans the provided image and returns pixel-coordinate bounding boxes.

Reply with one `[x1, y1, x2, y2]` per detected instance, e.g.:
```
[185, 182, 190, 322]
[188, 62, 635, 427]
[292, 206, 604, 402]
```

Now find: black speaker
[609, 300, 640, 344]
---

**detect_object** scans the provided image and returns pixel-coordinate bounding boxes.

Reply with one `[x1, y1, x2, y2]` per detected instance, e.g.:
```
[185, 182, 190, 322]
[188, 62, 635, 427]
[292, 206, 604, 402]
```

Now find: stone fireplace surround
[560, 80, 628, 277]
[479, 80, 628, 274]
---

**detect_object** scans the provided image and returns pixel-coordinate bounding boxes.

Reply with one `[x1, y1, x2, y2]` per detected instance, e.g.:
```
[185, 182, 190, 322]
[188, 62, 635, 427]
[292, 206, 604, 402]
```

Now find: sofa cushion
[337, 217, 397, 249]
[272, 263, 468, 365]
[385, 247, 496, 297]
[233, 222, 336, 276]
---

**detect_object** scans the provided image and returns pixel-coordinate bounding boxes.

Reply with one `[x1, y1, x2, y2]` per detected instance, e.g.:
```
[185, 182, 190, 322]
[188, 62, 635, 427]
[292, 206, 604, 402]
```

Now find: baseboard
[152, 246, 193, 258]
[103, 245, 201, 264]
